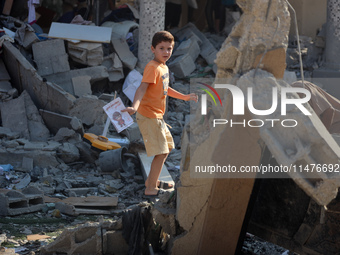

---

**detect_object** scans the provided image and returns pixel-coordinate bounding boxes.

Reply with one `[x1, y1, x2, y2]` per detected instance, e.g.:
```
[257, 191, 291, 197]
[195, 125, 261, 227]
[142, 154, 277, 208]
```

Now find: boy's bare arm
[122, 82, 149, 115]
[168, 87, 198, 102]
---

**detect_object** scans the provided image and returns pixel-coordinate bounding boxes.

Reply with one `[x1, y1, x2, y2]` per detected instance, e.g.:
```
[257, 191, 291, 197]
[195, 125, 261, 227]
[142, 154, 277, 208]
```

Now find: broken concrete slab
[72, 76, 92, 97]
[32, 39, 70, 76]
[67, 41, 104, 66]
[43, 66, 109, 95]
[101, 20, 139, 39]
[2, 41, 76, 115]
[48, 22, 112, 43]
[1, 90, 50, 141]
[103, 230, 129, 255]
[0, 146, 60, 168]
[22, 91, 50, 141]
[111, 36, 137, 70]
[39, 109, 84, 135]
[102, 53, 124, 82]
[1, 92, 29, 139]
[168, 54, 196, 79]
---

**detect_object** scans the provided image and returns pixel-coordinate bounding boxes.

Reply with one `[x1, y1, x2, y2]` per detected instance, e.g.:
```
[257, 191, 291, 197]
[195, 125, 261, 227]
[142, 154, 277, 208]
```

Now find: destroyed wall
[172, 0, 291, 254]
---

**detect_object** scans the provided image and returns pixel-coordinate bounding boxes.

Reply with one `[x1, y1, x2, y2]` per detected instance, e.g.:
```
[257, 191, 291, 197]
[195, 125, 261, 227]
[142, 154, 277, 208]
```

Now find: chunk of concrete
[1, 90, 50, 142]
[103, 230, 129, 255]
[67, 41, 104, 66]
[57, 142, 80, 163]
[1, 91, 30, 139]
[43, 66, 109, 95]
[111, 36, 137, 70]
[22, 90, 50, 141]
[39, 109, 84, 135]
[168, 54, 196, 79]
[102, 53, 124, 82]
[32, 39, 70, 76]
[72, 76, 92, 97]
[0, 58, 11, 81]
[68, 96, 107, 126]
[174, 22, 218, 66]
[172, 38, 200, 61]
[0, 81, 12, 92]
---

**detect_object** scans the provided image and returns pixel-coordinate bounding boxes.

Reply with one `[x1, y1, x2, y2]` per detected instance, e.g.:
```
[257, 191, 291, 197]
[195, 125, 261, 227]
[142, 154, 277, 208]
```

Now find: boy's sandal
[158, 181, 174, 190]
[143, 189, 166, 198]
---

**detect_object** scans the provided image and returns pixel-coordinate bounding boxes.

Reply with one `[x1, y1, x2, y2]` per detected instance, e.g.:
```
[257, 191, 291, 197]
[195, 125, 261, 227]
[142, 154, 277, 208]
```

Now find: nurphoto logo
[199, 83, 312, 128]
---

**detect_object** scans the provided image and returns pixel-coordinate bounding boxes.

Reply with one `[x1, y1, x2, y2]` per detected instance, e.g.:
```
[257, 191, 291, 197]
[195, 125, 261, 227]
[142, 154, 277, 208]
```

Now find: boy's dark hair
[152, 31, 174, 48]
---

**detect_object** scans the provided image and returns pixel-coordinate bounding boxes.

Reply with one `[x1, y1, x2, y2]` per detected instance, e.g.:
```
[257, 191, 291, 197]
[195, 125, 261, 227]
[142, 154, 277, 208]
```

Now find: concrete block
[112, 37, 137, 70]
[72, 76, 92, 97]
[172, 38, 200, 61]
[40, 222, 102, 255]
[43, 66, 109, 95]
[1, 92, 30, 139]
[68, 96, 106, 126]
[22, 157, 34, 172]
[168, 54, 196, 79]
[2, 41, 76, 116]
[0, 58, 11, 81]
[39, 109, 84, 135]
[103, 230, 129, 255]
[0, 81, 12, 92]
[174, 22, 217, 66]
[102, 53, 124, 82]
[32, 39, 70, 76]
[68, 41, 104, 66]
[0, 187, 44, 216]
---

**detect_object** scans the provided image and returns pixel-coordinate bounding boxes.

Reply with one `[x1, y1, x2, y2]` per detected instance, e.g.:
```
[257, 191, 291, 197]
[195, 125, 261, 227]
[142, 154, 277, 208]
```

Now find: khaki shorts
[136, 112, 175, 157]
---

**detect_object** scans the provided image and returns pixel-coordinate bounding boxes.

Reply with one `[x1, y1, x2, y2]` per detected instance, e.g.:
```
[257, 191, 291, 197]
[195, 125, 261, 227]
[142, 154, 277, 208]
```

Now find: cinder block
[102, 53, 124, 82]
[32, 39, 70, 76]
[0, 187, 44, 216]
[168, 54, 196, 79]
[112, 37, 137, 70]
[172, 38, 200, 62]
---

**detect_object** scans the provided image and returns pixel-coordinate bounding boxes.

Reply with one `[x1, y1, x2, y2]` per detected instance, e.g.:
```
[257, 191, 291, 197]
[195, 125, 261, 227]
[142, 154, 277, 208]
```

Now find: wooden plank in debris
[138, 151, 174, 187]
[61, 196, 118, 207]
[48, 22, 112, 43]
[252, 47, 286, 79]
[27, 234, 51, 241]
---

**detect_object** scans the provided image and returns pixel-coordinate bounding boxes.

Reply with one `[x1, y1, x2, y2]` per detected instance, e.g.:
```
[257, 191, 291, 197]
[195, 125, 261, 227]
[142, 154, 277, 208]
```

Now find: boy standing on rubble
[122, 31, 198, 197]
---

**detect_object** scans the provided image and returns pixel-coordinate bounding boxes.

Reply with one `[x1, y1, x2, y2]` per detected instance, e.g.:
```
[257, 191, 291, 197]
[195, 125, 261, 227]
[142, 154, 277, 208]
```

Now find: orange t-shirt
[138, 60, 170, 118]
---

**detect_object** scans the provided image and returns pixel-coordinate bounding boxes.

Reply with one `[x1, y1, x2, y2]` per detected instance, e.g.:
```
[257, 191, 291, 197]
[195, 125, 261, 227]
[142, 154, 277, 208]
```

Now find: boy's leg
[145, 152, 169, 196]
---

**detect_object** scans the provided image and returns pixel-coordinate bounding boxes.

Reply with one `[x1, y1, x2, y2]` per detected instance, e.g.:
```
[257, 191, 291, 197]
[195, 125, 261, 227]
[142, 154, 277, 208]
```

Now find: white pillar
[138, 0, 165, 69]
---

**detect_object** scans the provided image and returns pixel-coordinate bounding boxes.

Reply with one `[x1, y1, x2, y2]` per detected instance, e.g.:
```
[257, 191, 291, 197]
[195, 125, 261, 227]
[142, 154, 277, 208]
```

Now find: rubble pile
[0, 5, 224, 254]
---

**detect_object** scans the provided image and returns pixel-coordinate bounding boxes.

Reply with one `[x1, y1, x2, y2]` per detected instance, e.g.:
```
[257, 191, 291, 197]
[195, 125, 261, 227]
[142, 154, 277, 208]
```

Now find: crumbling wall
[172, 0, 291, 254]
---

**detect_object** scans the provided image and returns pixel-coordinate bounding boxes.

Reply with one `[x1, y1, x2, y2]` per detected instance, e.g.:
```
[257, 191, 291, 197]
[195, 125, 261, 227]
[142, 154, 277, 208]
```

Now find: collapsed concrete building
[1, 0, 340, 254]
